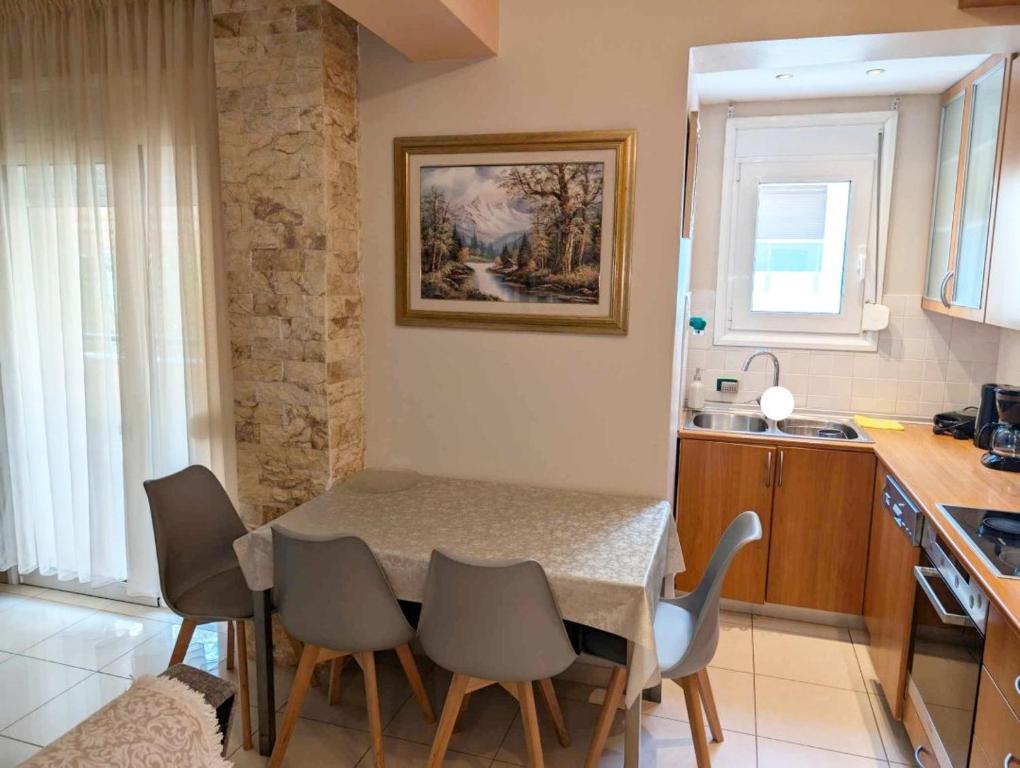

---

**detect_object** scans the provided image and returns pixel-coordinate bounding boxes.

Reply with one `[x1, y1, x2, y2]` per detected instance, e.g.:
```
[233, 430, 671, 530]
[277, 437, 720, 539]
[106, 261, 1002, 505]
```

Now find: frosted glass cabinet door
[954, 61, 1006, 309]
[925, 92, 966, 303]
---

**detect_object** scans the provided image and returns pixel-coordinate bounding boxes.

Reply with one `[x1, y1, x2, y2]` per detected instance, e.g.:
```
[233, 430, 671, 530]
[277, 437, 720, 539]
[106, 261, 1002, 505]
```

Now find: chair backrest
[143, 465, 248, 611]
[272, 527, 414, 652]
[418, 550, 577, 683]
[667, 510, 762, 678]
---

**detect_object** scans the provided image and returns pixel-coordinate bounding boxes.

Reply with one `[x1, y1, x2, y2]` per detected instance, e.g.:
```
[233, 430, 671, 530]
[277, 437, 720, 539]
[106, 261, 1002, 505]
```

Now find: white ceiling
[695, 54, 991, 104]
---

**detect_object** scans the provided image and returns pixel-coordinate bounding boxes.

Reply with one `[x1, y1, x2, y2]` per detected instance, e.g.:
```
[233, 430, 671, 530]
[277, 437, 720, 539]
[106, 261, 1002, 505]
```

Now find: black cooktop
[940, 505, 1020, 579]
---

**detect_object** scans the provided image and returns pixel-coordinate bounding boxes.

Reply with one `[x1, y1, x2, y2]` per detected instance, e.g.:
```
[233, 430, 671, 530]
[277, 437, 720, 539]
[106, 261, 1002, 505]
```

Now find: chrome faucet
[741, 349, 780, 388]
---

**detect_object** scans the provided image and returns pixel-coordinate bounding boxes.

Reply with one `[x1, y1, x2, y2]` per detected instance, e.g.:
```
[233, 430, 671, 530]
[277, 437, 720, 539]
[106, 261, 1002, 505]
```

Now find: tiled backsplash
[686, 291, 1001, 419]
[998, 329, 1020, 388]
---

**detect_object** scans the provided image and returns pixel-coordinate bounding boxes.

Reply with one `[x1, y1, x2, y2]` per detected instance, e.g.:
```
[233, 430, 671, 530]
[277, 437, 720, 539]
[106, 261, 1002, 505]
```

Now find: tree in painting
[419, 162, 605, 303]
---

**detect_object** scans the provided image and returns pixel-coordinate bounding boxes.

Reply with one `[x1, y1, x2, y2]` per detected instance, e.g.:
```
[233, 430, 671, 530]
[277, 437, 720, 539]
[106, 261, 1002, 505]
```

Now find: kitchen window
[715, 112, 897, 351]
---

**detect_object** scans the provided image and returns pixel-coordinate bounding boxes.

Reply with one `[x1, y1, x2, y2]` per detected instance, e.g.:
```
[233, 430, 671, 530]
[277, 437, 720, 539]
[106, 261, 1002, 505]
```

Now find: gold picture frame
[394, 130, 636, 334]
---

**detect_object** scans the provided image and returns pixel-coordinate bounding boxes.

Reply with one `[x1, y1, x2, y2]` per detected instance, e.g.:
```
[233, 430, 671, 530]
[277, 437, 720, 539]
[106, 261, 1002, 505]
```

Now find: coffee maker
[981, 386, 1020, 472]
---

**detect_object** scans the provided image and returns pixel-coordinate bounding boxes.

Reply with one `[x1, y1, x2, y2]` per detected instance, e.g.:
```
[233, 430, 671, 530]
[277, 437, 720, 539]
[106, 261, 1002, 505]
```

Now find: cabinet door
[766, 446, 876, 613]
[971, 668, 1020, 768]
[675, 439, 774, 603]
[925, 91, 967, 305]
[985, 55, 1020, 331]
[862, 466, 920, 720]
[954, 59, 1007, 310]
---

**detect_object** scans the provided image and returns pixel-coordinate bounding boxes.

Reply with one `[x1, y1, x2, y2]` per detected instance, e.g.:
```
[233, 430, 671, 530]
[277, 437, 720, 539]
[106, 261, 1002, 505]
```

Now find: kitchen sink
[690, 412, 769, 433]
[777, 418, 862, 441]
[685, 410, 872, 443]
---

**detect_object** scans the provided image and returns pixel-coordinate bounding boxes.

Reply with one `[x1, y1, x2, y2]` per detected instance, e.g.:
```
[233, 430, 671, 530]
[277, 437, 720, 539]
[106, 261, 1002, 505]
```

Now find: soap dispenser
[688, 368, 706, 409]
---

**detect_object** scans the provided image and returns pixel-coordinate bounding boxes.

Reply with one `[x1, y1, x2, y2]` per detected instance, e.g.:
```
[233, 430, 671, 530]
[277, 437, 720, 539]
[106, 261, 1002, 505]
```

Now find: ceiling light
[775, 73, 794, 80]
[866, 68, 886, 76]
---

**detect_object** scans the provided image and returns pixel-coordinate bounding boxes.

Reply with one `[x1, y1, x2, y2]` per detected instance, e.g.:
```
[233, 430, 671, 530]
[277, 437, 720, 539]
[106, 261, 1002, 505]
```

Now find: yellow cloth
[853, 415, 905, 431]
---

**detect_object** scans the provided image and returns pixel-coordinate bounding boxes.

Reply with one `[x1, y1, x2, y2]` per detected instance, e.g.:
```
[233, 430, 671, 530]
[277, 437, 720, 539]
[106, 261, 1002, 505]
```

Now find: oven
[907, 523, 989, 768]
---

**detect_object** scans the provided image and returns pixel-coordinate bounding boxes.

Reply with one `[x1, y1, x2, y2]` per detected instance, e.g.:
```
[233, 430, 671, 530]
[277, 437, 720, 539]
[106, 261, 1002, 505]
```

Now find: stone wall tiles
[214, 0, 363, 526]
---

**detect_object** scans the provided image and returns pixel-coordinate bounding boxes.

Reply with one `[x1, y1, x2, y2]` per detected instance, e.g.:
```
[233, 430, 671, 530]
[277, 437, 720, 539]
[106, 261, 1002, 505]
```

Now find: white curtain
[0, 0, 235, 596]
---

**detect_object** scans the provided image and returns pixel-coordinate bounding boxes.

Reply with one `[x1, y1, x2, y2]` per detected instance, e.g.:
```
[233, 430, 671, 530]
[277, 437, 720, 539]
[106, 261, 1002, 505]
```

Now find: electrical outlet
[707, 372, 744, 403]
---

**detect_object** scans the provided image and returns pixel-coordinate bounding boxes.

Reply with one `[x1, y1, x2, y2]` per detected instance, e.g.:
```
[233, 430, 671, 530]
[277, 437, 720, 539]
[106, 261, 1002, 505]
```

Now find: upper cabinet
[987, 57, 1020, 331]
[923, 56, 1010, 321]
[924, 55, 1020, 328]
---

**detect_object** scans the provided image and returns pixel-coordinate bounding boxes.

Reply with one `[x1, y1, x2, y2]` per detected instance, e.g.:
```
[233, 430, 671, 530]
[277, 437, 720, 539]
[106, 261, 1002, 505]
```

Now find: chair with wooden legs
[584, 511, 762, 768]
[143, 465, 255, 752]
[269, 528, 436, 768]
[418, 550, 577, 768]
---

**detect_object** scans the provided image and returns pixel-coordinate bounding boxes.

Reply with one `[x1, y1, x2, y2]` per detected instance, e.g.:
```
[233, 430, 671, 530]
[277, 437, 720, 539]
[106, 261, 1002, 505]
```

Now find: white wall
[358, 0, 1020, 500]
[998, 329, 1020, 385]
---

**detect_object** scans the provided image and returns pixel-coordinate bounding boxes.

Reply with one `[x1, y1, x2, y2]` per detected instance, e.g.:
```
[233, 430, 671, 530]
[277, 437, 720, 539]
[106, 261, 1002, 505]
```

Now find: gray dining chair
[584, 510, 763, 768]
[419, 550, 577, 768]
[269, 528, 435, 768]
[143, 465, 254, 751]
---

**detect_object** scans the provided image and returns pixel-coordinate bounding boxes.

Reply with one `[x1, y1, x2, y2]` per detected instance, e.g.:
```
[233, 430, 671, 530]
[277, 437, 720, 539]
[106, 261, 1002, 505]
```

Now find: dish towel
[853, 415, 905, 431]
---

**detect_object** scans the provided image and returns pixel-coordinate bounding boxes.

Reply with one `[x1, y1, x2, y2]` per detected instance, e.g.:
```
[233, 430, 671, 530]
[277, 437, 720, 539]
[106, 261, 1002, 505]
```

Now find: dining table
[233, 469, 683, 766]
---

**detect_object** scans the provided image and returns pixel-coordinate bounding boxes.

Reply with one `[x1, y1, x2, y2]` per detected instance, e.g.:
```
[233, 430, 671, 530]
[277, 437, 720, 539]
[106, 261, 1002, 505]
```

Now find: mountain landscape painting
[419, 162, 605, 304]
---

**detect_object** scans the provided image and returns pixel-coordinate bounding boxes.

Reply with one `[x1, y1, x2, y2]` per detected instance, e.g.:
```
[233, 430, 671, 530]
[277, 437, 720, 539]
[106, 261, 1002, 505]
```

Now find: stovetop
[939, 505, 1020, 579]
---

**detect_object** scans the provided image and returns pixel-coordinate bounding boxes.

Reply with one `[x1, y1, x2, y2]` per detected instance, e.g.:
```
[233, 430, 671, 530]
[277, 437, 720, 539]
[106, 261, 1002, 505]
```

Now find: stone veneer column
[212, 0, 364, 527]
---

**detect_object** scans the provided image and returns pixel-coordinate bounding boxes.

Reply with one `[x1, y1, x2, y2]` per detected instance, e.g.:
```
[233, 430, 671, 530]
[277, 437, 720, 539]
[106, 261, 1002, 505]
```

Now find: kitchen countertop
[678, 419, 1020, 633]
[868, 424, 1020, 633]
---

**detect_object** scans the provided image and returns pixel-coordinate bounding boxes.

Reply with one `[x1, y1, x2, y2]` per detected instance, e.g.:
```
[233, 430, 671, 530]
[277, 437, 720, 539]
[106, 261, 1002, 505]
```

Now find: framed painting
[394, 130, 636, 334]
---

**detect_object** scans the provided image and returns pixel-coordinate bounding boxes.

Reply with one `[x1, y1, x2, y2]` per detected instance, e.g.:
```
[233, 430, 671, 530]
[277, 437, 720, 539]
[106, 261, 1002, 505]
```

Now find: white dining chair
[584, 510, 763, 768]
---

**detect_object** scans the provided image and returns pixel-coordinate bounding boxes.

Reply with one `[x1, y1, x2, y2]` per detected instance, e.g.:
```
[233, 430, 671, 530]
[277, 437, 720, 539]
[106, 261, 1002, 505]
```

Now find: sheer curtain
[0, 0, 234, 596]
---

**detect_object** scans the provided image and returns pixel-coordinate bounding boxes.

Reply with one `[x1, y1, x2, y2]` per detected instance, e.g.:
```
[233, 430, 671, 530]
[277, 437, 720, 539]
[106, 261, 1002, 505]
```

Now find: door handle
[939, 270, 955, 309]
[914, 745, 932, 767]
[1014, 674, 1020, 697]
[914, 567, 972, 627]
[777, 450, 785, 487]
[764, 451, 772, 488]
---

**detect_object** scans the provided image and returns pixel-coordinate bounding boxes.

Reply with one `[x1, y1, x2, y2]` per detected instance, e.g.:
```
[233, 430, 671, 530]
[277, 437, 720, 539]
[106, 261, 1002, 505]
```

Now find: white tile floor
[0, 584, 914, 767]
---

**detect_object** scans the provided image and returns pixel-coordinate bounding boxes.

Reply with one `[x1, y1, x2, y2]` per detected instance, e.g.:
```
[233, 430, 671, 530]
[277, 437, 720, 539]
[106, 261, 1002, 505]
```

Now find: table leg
[253, 588, 276, 756]
[625, 641, 641, 768]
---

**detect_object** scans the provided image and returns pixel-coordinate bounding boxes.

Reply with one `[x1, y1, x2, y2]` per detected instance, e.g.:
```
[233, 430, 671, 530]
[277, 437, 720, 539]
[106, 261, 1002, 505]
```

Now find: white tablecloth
[234, 470, 683, 705]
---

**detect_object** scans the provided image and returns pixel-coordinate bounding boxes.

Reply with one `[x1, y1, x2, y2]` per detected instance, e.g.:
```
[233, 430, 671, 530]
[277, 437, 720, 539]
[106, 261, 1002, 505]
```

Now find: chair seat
[173, 566, 253, 621]
[653, 601, 696, 674]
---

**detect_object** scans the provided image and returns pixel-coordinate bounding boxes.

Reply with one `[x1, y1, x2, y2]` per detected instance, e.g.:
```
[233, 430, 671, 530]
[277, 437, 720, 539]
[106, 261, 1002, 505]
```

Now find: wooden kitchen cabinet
[924, 54, 1017, 323]
[766, 446, 877, 613]
[675, 439, 774, 603]
[984, 604, 1020, 719]
[986, 55, 1020, 330]
[862, 464, 921, 720]
[971, 668, 1020, 768]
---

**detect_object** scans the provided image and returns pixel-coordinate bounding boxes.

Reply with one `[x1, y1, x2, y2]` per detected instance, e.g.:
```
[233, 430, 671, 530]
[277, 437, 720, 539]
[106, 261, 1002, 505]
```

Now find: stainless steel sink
[690, 412, 769, 433]
[685, 410, 872, 443]
[777, 418, 862, 441]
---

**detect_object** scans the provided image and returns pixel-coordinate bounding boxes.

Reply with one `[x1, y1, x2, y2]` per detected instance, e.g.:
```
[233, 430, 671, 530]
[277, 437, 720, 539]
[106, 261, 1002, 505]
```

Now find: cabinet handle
[1005, 753, 1016, 768]
[939, 270, 955, 309]
[764, 451, 772, 488]
[914, 745, 930, 767]
[1014, 674, 1019, 697]
[777, 450, 785, 487]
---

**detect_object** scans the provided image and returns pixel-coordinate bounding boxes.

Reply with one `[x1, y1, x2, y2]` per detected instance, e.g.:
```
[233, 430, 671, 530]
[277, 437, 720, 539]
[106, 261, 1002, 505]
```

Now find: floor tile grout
[3, 590, 914, 767]
[750, 611, 759, 767]
[0, 669, 98, 740]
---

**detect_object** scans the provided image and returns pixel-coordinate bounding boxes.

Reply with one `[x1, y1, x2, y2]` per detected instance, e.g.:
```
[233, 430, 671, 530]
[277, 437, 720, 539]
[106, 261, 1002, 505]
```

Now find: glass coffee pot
[982, 386, 1020, 473]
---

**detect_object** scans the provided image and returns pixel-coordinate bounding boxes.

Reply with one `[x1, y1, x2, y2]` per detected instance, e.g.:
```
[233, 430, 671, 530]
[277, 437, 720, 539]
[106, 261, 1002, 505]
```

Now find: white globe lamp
[760, 386, 795, 422]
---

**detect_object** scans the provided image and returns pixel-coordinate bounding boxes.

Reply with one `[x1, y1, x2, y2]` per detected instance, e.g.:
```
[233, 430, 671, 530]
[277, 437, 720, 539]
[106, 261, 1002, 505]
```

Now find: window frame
[714, 111, 898, 352]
